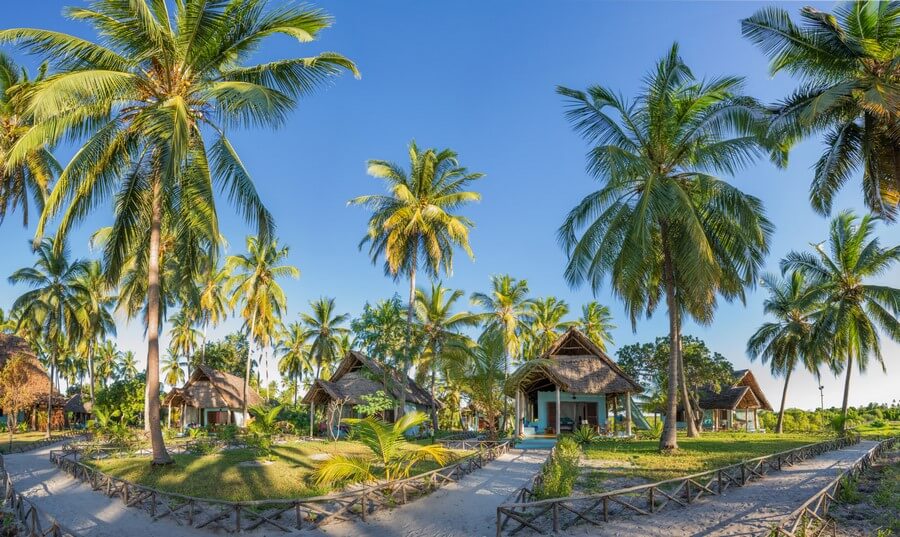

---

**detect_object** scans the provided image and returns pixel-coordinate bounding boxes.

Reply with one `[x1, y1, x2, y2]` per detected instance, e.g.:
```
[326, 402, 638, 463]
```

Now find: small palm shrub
[88, 407, 138, 450]
[314, 411, 452, 485]
[838, 474, 861, 504]
[248, 405, 283, 459]
[571, 425, 599, 445]
[534, 437, 581, 499]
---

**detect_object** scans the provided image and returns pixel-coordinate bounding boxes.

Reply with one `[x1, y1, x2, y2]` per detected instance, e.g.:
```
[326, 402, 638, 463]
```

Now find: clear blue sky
[2, 1, 897, 410]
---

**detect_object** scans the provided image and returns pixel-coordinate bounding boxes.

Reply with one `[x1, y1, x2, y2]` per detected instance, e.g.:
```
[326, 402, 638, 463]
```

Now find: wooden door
[546, 402, 556, 432]
[586, 402, 598, 425]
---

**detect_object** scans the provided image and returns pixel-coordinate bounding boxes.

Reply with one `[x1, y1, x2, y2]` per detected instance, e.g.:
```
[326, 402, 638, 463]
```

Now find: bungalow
[65, 393, 92, 426]
[507, 328, 649, 437]
[163, 365, 264, 428]
[302, 350, 439, 431]
[0, 334, 66, 430]
[698, 369, 773, 432]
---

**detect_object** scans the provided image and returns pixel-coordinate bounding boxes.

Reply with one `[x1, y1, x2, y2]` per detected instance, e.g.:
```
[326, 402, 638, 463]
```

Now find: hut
[698, 369, 773, 431]
[507, 328, 648, 437]
[65, 393, 92, 426]
[302, 351, 439, 432]
[163, 365, 264, 428]
[0, 334, 66, 430]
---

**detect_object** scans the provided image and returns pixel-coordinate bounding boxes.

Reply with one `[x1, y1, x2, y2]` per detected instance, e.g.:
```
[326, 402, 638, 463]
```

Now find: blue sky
[2, 1, 897, 410]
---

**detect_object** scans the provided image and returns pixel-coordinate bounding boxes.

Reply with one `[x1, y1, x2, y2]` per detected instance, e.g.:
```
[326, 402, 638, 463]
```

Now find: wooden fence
[50, 439, 512, 533]
[766, 436, 898, 537]
[1, 453, 81, 537]
[2, 430, 85, 455]
[496, 434, 860, 536]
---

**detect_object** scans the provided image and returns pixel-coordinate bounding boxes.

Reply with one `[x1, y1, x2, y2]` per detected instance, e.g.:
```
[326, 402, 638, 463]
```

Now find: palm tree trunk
[677, 337, 699, 437]
[776, 368, 792, 434]
[200, 322, 208, 365]
[47, 353, 55, 439]
[430, 348, 439, 435]
[243, 311, 257, 424]
[660, 234, 679, 451]
[840, 353, 852, 433]
[147, 179, 172, 465]
[401, 262, 415, 419]
[87, 340, 95, 405]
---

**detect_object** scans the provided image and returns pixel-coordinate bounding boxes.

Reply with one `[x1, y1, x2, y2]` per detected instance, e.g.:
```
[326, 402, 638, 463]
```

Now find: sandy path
[4, 442, 547, 537]
[563, 440, 878, 537]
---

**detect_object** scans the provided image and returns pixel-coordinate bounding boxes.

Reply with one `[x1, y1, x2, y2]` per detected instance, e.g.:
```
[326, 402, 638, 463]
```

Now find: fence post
[552, 502, 559, 532]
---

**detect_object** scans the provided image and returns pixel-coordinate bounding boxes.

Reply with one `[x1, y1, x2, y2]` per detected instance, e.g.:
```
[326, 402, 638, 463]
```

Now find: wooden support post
[745, 410, 750, 432]
[754, 408, 758, 431]
[555, 385, 561, 439]
[625, 392, 633, 436]
[166, 402, 171, 429]
[514, 389, 521, 438]
[728, 409, 733, 429]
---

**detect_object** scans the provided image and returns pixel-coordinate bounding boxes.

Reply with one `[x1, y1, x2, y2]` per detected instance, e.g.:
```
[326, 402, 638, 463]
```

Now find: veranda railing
[1, 453, 81, 537]
[496, 434, 860, 536]
[766, 436, 898, 537]
[49, 439, 512, 533]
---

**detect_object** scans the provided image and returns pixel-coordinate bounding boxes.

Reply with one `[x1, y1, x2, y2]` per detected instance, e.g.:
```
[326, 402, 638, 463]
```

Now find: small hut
[302, 351, 439, 430]
[65, 393, 92, 426]
[163, 366, 264, 428]
[0, 334, 66, 430]
[507, 328, 648, 437]
[698, 369, 773, 431]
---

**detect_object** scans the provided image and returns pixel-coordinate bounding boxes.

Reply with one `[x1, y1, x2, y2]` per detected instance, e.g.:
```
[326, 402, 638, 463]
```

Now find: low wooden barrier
[50, 439, 512, 533]
[496, 434, 860, 536]
[1, 430, 85, 455]
[1, 453, 81, 537]
[766, 436, 898, 537]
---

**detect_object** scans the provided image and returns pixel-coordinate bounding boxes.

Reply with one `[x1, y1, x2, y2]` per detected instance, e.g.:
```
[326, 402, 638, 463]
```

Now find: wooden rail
[50, 439, 512, 533]
[765, 436, 898, 537]
[1, 453, 81, 537]
[496, 434, 860, 536]
[1, 430, 85, 455]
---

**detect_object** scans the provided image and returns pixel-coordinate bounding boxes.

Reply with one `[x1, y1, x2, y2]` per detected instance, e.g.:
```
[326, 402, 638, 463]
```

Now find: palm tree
[747, 271, 825, 433]
[414, 282, 479, 430]
[522, 297, 572, 359]
[577, 302, 616, 352]
[314, 412, 451, 485]
[277, 322, 312, 406]
[558, 45, 773, 449]
[74, 260, 116, 403]
[196, 264, 230, 365]
[782, 211, 900, 431]
[461, 330, 508, 440]
[227, 235, 299, 422]
[350, 142, 485, 415]
[2, 0, 356, 465]
[162, 351, 187, 389]
[169, 308, 200, 366]
[0, 52, 58, 227]
[9, 238, 86, 438]
[117, 350, 139, 381]
[743, 2, 900, 220]
[95, 340, 121, 387]
[471, 275, 530, 432]
[300, 297, 349, 435]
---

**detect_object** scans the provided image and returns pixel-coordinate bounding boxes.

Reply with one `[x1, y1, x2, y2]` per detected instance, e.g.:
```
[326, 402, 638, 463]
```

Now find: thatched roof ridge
[301, 351, 438, 408]
[0, 334, 52, 397]
[163, 366, 264, 409]
[65, 393, 92, 414]
[698, 369, 773, 411]
[508, 328, 643, 396]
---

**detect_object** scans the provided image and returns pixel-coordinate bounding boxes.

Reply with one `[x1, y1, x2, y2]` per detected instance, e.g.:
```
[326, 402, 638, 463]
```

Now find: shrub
[870, 420, 886, 429]
[534, 437, 581, 499]
[837, 475, 861, 504]
[571, 425, 599, 445]
[217, 424, 239, 441]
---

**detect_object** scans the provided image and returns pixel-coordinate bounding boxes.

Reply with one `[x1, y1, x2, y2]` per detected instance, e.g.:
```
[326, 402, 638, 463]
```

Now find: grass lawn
[580, 431, 827, 491]
[86, 439, 464, 501]
[856, 421, 900, 439]
[0, 431, 61, 453]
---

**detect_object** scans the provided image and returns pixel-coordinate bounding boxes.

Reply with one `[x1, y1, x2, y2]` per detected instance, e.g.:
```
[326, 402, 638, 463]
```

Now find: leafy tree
[354, 390, 396, 419]
[351, 295, 410, 368]
[350, 142, 485, 416]
[0, 354, 43, 441]
[0, 52, 58, 227]
[461, 330, 508, 440]
[471, 275, 530, 432]
[782, 211, 900, 431]
[227, 235, 298, 422]
[743, 2, 900, 220]
[747, 271, 825, 433]
[558, 45, 772, 449]
[3, 0, 356, 466]
[314, 412, 451, 485]
[203, 332, 248, 377]
[522, 297, 572, 359]
[95, 374, 146, 427]
[576, 302, 616, 352]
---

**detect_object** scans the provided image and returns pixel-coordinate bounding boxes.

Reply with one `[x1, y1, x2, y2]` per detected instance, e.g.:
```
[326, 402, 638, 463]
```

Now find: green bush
[870, 420, 886, 428]
[534, 437, 581, 499]
[571, 425, 599, 445]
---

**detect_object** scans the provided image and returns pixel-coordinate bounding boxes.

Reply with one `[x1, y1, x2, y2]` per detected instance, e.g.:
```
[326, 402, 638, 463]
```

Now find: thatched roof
[65, 393, 92, 414]
[698, 369, 773, 411]
[163, 365, 264, 409]
[0, 334, 52, 399]
[507, 328, 643, 396]
[302, 351, 438, 408]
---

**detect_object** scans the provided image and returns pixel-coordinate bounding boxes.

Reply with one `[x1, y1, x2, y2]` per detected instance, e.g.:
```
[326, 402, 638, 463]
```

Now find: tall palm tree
[196, 263, 230, 365]
[227, 235, 298, 422]
[414, 282, 479, 430]
[747, 271, 825, 433]
[743, 2, 900, 220]
[9, 238, 86, 438]
[169, 308, 200, 366]
[300, 297, 349, 434]
[471, 274, 530, 432]
[277, 322, 312, 406]
[0, 52, 58, 227]
[117, 350, 139, 381]
[74, 260, 116, 403]
[522, 297, 572, 359]
[96, 340, 121, 387]
[350, 142, 485, 415]
[782, 211, 900, 430]
[2, 0, 356, 465]
[162, 350, 187, 389]
[558, 44, 773, 450]
[577, 302, 616, 352]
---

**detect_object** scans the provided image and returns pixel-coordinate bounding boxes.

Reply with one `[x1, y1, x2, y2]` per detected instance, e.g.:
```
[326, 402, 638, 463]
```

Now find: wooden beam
[555, 385, 561, 439]
[625, 392, 633, 436]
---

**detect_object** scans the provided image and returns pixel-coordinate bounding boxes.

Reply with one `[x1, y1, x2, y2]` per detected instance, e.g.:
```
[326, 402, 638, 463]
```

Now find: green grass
[86, 439, 464, 501]
[581, 432, 827, 488]
[856, 421, 900, 439]
[0, 431, 64, 453]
